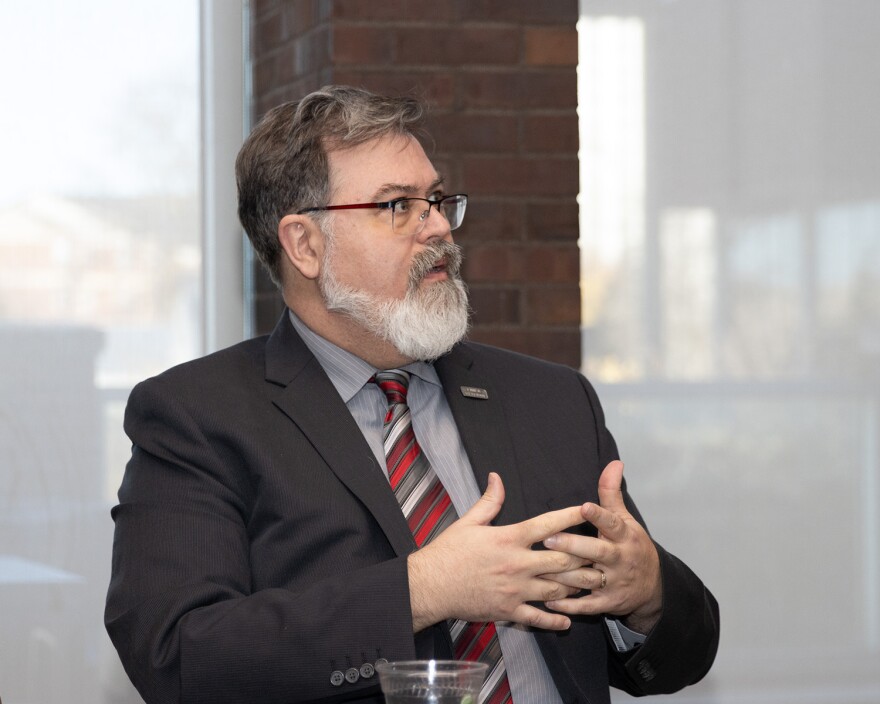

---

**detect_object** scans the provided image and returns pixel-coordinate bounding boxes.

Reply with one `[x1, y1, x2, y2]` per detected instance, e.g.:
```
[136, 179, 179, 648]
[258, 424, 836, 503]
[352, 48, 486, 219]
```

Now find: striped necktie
[373, 370, 512, 704]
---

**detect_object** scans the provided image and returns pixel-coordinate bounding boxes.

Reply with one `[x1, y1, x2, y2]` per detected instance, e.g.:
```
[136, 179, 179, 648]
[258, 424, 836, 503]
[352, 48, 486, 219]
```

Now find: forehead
[326, 133, 440, 200]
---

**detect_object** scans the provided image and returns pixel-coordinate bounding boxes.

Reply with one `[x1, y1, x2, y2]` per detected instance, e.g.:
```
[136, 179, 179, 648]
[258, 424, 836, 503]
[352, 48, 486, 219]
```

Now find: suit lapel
[264, 313, 416, 557]
[434, 344, 526, 526]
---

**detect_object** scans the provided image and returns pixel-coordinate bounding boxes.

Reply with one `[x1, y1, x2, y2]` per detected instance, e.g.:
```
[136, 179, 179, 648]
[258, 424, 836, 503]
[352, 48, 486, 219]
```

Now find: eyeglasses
[298, 193, 468, 236]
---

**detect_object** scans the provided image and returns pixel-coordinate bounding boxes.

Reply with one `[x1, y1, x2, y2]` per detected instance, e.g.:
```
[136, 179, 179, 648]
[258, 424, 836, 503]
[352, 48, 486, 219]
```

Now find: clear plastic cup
[376, 660, 488, 704]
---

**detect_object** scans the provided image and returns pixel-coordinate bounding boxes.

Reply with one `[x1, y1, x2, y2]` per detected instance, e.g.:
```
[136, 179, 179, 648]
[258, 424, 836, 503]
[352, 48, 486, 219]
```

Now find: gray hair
[235, 85, 427, 287]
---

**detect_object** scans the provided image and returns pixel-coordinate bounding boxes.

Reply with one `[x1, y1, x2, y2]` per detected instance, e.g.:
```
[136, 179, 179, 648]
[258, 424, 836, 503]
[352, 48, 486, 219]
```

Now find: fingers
[518, 504, 588, 544]
[543, 566, 616, 618]
[435, 465, 649, 631]
[579, 460, 629, 541]
[511, 603, 572, 631]
[544, 594, 609, 617]
[460, 471, 505, 527]
[542, 566, 607, 593]
[597, 460, 626, 511]
[543, 531, 616, 564]
[543, 574, 616, 618]
[580, 501, 628, 542]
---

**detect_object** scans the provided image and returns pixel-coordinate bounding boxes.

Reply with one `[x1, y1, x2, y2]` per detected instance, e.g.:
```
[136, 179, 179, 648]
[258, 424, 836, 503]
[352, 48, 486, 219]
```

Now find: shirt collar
[287, 309, 440, 402]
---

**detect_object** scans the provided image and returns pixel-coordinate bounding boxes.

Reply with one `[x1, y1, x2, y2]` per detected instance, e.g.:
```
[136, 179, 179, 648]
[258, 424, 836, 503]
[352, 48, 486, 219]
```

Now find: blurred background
[0, 1, 877, 702]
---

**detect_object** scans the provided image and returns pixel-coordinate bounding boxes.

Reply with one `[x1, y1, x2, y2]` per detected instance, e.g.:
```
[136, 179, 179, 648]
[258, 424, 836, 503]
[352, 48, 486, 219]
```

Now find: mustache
[408, 240, 463, 286]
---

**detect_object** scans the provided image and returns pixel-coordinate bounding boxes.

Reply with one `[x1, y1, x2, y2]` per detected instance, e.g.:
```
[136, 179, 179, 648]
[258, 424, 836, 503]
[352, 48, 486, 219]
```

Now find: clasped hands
[408, 461, 662, 634]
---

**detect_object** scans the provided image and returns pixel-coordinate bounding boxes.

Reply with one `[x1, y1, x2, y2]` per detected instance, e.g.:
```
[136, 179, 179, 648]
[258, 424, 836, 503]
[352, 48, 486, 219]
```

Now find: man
[106, 86, 718, 704]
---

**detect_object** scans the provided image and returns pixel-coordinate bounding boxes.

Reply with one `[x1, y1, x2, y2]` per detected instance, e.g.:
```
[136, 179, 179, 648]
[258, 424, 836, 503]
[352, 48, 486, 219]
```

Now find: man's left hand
[541, 460, 663, 634]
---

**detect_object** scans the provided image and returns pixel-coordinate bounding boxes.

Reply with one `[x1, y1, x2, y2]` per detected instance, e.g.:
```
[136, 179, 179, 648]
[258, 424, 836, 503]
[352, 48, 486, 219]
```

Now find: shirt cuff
[604, 617, 647, 653]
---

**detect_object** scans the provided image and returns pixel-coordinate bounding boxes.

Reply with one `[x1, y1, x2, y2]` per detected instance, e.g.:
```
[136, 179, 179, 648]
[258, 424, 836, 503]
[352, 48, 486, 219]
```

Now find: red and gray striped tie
[373, 370, 512, 704]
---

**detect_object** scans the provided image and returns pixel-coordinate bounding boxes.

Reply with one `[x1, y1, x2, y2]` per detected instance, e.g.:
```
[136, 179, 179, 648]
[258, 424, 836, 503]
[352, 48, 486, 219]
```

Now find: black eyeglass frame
[297, 193, 468, 232]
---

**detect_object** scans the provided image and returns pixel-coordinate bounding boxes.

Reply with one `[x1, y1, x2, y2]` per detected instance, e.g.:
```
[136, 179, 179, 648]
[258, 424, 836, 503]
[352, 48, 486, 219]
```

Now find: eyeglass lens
[391, 195, 466, 235]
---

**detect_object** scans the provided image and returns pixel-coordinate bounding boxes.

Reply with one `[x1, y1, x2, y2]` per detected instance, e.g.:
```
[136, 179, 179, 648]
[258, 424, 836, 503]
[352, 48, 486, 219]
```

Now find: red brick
[429, 113, 519, 154]
[462, 245, 526, 282]
[247, 0, 582, 363]
[253, 0, 282, 19]
[313, 26, 332, 70]
[316, 0, 333, 22]
[463, 0, 577, 25]
[526, 244, 580, 283]
[521, 71, 577, 108]
[253, 10, 285, 54]
[457, 200, 525, 242]
[269, 76, 326, 107]
[330, 69, 456, 108]
[467, 286, 522, 325]
[273, 27, 331, 84]
[460, 71, 525, 109]
[526, 201, 579, 241]
[463, 157, 578, 197]
[526, 286, 581, 325]
[281, 0, 319, 38]
[462, 70, 577, 109]
[276, 43, 298, 85]
[524, 27, 578, 66]
[332, 0, 459, 22]
[253, 54, 279, 98]
[523, 114, 579, 153]
[394, 27, 520, 66]
[332, 24, 394, 64]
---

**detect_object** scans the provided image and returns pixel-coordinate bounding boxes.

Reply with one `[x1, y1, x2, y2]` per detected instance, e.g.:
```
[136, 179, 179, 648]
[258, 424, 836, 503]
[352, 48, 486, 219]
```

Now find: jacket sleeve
[579, 372, 720, 695]
[105, 376, 419, 704]
[607, 542, 720, 695]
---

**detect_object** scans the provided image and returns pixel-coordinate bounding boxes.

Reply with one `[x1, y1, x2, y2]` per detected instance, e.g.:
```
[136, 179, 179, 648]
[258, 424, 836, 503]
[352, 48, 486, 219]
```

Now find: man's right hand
[407, 472, 590, 632]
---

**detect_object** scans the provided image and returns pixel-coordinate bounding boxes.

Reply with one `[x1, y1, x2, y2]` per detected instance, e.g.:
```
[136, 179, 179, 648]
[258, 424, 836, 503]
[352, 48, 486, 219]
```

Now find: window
[579, 1, 880, 700]
[0, 2, 244, 701]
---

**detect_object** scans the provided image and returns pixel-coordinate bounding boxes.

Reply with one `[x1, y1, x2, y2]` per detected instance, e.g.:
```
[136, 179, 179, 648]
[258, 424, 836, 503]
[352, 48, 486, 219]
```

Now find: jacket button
[360, 662, 376, 678]
[330, 670, 345, 687]
[345, 667, 360, 683]
[636, 660, 656, 682]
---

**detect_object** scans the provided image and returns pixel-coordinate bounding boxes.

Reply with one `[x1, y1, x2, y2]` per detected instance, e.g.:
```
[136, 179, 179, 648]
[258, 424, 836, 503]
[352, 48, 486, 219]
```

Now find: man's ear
[278, 214, 324, 280]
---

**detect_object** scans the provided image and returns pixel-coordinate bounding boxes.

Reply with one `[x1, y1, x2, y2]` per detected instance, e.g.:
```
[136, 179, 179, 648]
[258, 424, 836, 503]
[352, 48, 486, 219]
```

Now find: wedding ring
[599, 570, 607, 590]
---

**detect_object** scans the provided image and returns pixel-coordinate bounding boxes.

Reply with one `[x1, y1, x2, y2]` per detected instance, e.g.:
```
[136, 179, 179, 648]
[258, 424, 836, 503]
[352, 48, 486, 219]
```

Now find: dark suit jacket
[106, 312, 719, 704]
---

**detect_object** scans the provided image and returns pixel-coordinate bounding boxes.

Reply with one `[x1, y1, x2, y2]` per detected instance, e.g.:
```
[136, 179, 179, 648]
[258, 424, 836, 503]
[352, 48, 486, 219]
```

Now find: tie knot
[373, 370, 410, 406]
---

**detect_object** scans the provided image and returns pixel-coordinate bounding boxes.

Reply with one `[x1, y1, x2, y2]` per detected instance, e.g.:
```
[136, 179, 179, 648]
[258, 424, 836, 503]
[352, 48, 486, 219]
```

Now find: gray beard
[318, 239, 470, 362]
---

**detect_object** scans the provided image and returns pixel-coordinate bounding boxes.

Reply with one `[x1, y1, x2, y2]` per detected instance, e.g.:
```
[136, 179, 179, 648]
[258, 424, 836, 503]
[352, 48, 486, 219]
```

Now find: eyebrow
[371, 176, 445, 201]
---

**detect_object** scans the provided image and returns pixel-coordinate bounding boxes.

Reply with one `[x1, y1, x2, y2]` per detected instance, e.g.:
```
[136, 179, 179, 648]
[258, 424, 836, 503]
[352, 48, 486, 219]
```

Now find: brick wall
[249, 0, 580, 367]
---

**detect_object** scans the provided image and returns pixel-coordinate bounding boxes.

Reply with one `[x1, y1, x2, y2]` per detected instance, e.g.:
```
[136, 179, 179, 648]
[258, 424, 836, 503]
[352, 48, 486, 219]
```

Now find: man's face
[317, 133, 469, 361]
[322, 133, 455, 301]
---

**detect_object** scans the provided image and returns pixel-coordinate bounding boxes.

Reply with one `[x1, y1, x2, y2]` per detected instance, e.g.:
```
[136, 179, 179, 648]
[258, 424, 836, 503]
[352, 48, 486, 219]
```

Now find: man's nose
[416, 203, 452, 244]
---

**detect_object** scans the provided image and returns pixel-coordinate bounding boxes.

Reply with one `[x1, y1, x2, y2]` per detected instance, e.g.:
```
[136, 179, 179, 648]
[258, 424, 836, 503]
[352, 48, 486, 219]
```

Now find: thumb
[461, 471, 505, 526]
[597, 460, 626, 511]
